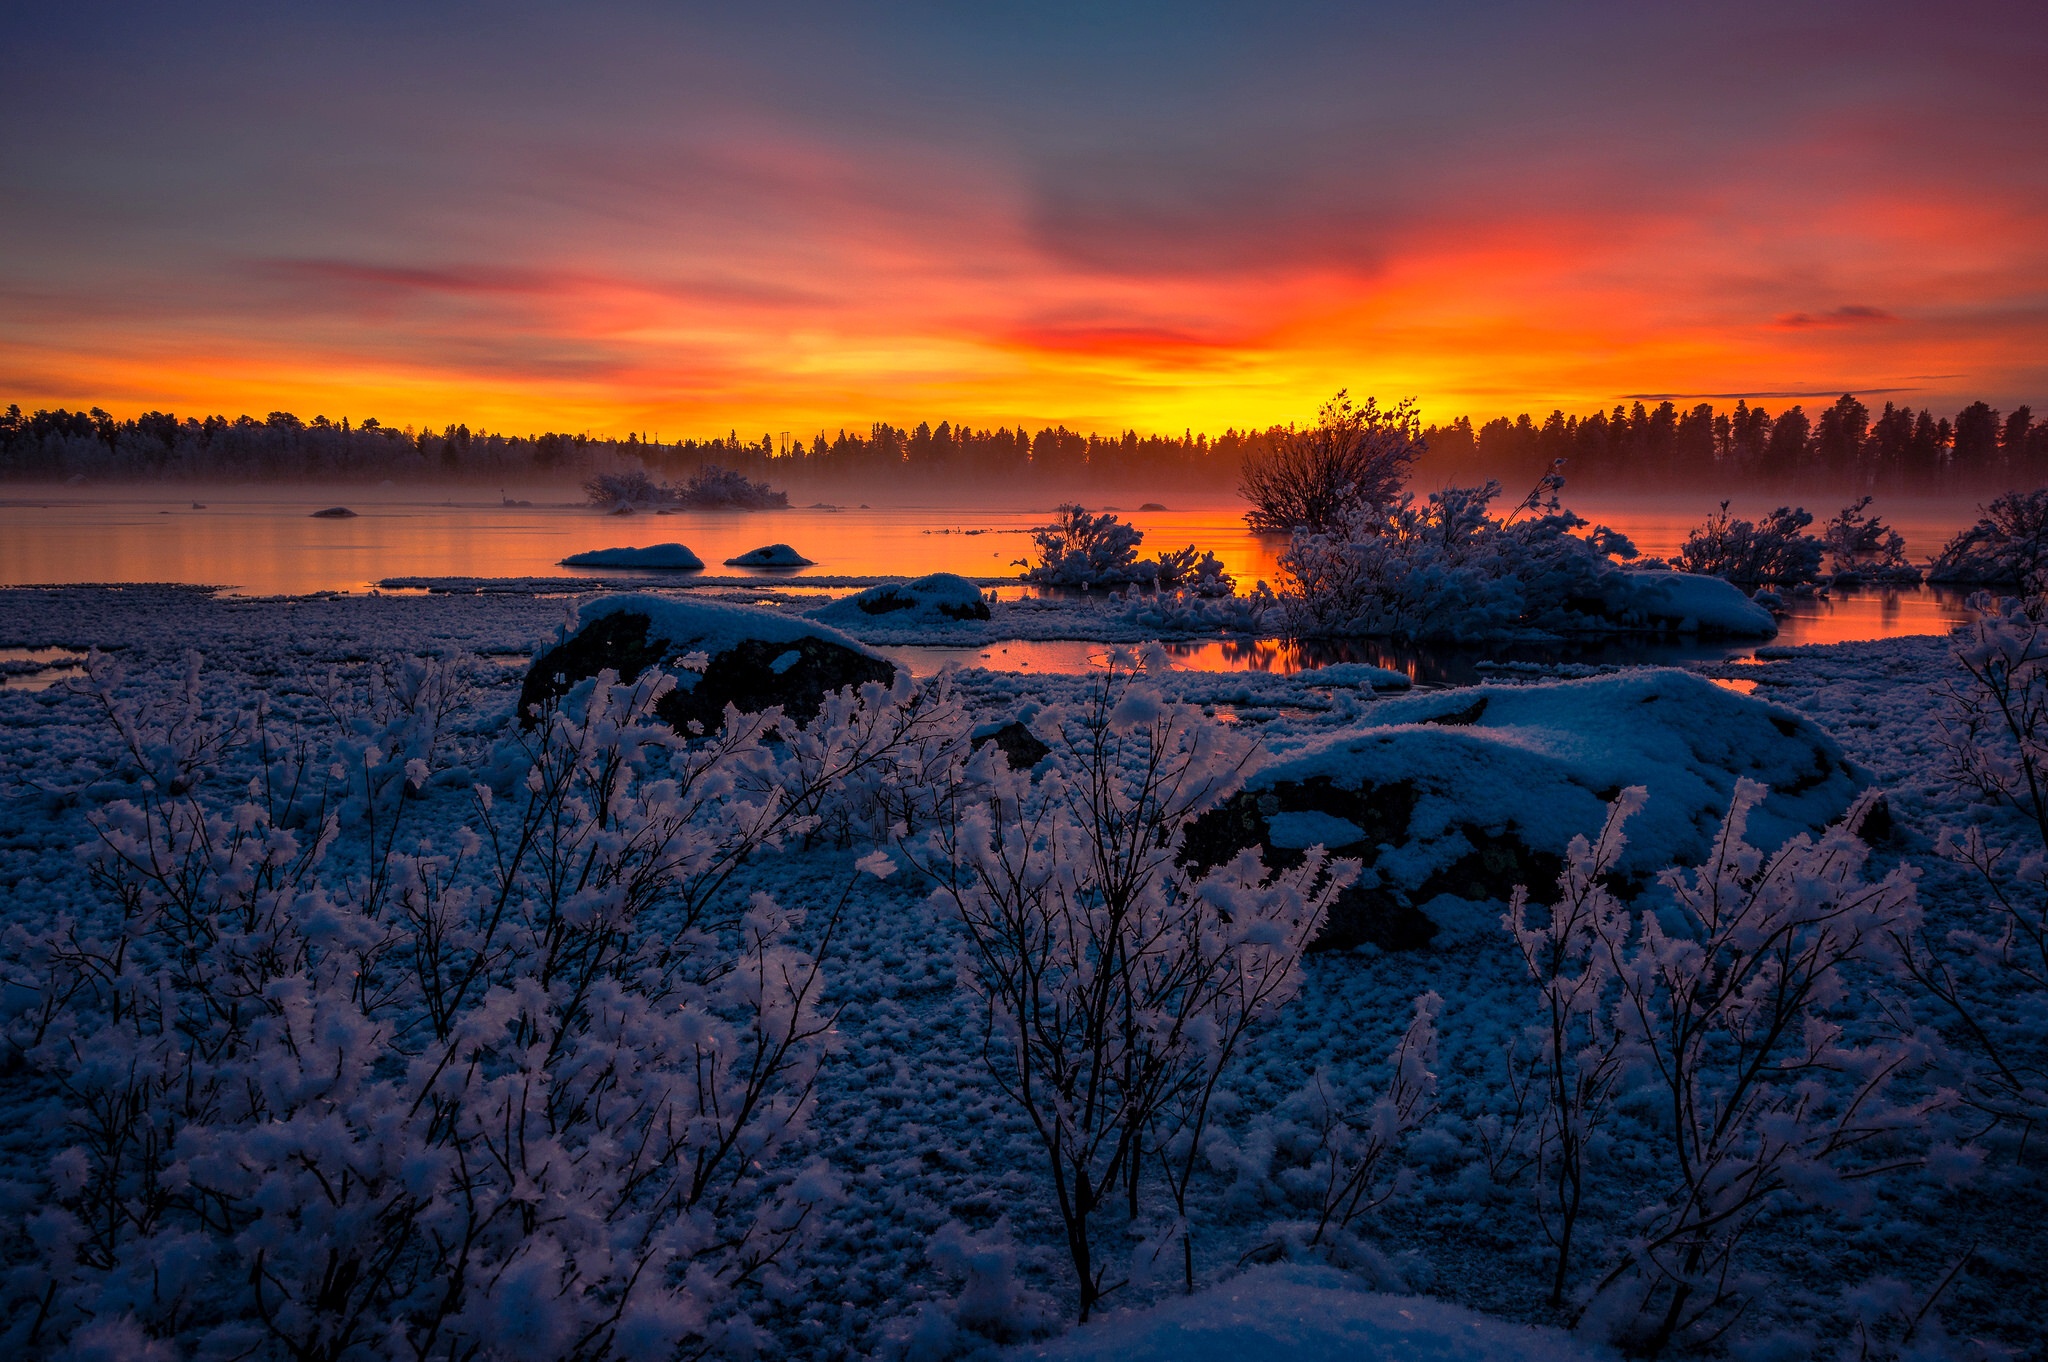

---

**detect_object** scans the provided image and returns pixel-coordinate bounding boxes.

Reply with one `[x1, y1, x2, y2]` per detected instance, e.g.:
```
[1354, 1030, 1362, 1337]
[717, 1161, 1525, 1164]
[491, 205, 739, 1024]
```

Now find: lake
[0, 484, 1992, 677]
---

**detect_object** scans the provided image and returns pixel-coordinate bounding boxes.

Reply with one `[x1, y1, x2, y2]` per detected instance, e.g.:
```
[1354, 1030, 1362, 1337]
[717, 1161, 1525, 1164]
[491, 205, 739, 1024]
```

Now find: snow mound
[1012, 1265, 1596, 1362]
[1616, 570, 1776, 636]
[570, 593, 881, 662]
[725, 543, 815, 567]
[1187, 669, 1863, 952]
[1265, 668, 1861, 888]
[809, 573, 991, 626]
[559, 543, 705, 569]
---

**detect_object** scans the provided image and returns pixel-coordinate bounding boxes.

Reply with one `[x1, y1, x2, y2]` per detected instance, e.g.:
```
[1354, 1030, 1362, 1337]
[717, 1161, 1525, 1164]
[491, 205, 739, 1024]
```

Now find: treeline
[1423, 393, 2048, 495]
[0, 404, 1257, 491]
[5, 392, 2044, 494]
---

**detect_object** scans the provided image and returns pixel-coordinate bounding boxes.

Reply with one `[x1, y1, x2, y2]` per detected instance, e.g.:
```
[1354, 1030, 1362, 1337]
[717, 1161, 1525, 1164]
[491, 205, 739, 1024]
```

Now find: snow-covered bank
[0, 586, 2039, 1358]
[1010, 1266, 1598, 1362]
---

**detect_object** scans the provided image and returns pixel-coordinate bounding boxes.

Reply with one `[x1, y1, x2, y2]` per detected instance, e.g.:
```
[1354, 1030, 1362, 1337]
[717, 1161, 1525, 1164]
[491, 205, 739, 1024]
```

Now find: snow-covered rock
[1185, 669, 1864, 952]
[1011, 1264, 1596, 1362]
[519, 593, 895, 734]
[1615, 570, 1776, 636]
[558, 542, 705, 570]
[810, 573, 992, 626]
[725, 543, 815, 567]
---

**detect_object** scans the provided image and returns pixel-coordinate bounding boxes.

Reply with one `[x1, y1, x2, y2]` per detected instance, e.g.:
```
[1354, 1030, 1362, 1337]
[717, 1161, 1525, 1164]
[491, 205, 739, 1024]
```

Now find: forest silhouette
[5, 392, 2044, 496]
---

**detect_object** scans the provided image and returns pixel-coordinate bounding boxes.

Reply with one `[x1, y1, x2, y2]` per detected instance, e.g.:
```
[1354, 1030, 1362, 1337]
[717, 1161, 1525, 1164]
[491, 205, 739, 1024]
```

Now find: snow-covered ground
[0, 586, 2041, 1360]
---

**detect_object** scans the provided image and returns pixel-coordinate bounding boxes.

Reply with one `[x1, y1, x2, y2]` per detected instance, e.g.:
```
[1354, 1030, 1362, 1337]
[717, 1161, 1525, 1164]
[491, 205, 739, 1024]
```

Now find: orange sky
[4, 3, 2045, 436]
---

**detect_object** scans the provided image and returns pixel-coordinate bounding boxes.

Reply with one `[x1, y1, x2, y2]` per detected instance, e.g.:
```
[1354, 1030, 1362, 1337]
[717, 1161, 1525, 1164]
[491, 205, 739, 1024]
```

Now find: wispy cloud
[1773, 305, 1900, 329]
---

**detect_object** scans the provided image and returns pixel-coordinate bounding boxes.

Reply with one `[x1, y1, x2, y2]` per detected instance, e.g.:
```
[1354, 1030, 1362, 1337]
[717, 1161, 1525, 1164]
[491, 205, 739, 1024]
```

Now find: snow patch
[1266, 810, 1367, 850]
[809, 573, 991, 627]
[1011, 1264, 1598, 1361]
[572, 593, 886, 663]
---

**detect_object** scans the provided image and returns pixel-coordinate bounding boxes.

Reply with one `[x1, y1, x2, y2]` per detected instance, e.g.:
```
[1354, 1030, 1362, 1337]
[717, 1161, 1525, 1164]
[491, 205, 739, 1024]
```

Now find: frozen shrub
[1152, 546, 1235, 597]
[581, 467, 664, 507]
[0, 651, 965, 1359]
[1823, 497, 1919, 583]
[1675, 502, 1824, 584]
[1910, 593, 2048, 1132]
[1276, 482, 1642, 640]
[1018, 505, 1146, 586]
[1927, 488, 2048, 588]
[1240, 391, 1423, 534]
[1019, 506, 1226, 591]
[1111, 582, 1279, 636]
[670, 462, 789, 509]
[907, 651, 1354, 1318]
[1279, 992, 1442, 1251]
[1503, 787, 1643, 1307]
[1581, 782, 1939, 1355]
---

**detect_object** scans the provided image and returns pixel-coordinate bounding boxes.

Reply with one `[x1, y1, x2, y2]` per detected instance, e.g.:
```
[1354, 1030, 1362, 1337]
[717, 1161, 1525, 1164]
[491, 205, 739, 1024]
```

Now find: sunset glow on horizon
[5, 2, 2045, 438]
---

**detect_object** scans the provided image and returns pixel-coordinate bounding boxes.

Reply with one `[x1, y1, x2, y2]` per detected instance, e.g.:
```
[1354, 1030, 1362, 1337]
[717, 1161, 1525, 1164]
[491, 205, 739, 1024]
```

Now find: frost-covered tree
[1503, 787, 1643, 1307]
[1583, 782, 1938, 1355]
[1240, 391, 1423, 534]
[908, 652, 1351, 1319]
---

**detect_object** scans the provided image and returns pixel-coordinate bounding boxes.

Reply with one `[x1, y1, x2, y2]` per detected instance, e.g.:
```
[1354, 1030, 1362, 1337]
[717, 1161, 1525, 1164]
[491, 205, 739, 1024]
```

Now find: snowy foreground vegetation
[0, 586, 2045, 1360]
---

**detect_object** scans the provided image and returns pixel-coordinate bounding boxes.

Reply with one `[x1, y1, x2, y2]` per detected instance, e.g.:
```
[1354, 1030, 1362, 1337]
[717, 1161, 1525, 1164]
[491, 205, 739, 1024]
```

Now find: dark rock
[972, 721, 1051, 772]
[310, 506, 357, 518]
[1849, 792, 1893, 844]
[520, 599, 897, 736]
[1184, 777, 1442, 954]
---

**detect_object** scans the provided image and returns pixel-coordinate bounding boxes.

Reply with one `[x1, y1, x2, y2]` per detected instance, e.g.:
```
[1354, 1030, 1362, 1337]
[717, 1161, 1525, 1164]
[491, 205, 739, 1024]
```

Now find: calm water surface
[0, 485, 1988, 678]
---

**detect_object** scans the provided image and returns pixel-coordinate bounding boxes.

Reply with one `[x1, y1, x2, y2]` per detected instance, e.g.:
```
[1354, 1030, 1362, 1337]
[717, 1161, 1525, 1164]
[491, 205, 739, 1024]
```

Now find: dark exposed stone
[519, 608, 896, 735]
[1184, 777, 1441, 954]
[1849, 792, 1893, 844]
[972, 721, 1051, 771]
[1420, 696, 1489, 726]
[656, 636, 894, 735]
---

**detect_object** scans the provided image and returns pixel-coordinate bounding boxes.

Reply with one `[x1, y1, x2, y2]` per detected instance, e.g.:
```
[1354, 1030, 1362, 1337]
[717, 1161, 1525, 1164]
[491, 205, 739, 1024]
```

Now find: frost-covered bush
[1823, 496, 1919, 583]
[671, 463, 788, 510]
[1675, 502, 1824, 584]
[1928, 488, 2048, 587]
[0, 650, 971, 1360]
[1108, 582, 1279, 636]
[1276, 482, 1643, 640]
[1578, 783, 1938, 1355]
[1503, 788, 1643, 1307]
[1240, 391, 1422, 534]
[1151, 546, 1235, 597]
[1912, 593, 2048, 1130]
[1018, 504, 1145, 586]
[1019, 506, 1226, 592]
[907, 651, 1355, 1318]
[1281, 993, 1442, 1251]
[582, 467, 665, 507]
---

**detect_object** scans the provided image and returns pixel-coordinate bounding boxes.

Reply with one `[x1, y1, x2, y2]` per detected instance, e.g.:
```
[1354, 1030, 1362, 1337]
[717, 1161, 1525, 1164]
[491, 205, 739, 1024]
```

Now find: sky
[3, 0, 2045, 438]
